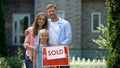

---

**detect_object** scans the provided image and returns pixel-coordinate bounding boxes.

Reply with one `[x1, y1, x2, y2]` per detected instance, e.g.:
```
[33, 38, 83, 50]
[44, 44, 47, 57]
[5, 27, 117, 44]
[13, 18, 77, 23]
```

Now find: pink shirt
[23, 27, 34, 61]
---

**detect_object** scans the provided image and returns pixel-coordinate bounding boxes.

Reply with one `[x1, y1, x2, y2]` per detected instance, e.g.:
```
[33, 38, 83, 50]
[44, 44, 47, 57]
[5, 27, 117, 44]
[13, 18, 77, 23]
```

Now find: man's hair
[46, 4, 57, 10]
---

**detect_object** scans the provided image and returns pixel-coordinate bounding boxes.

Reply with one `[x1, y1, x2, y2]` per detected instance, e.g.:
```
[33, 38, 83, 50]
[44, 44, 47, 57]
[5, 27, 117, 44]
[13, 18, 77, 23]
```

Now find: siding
[3, 0, 34, 55]
[35, 0, 82, 49]
[81, 0, 107, 49]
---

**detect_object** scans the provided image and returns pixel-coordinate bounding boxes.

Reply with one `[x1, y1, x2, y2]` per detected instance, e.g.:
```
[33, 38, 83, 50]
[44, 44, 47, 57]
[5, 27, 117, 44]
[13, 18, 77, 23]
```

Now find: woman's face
[37, 15, 46, 28]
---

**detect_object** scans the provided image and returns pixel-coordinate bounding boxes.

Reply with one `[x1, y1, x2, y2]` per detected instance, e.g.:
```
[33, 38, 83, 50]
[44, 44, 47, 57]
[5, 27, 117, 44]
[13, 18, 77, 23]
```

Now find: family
[23, 4, 72, 68]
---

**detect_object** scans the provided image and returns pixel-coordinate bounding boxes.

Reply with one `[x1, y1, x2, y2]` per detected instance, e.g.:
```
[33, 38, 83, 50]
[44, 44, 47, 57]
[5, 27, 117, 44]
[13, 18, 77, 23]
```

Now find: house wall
[3, 0, 35, 56]
[3, 0, 108, 59]
[35, 0, 82, 49]
[35, 0, 108, 59]
[81, 0, 107, 49]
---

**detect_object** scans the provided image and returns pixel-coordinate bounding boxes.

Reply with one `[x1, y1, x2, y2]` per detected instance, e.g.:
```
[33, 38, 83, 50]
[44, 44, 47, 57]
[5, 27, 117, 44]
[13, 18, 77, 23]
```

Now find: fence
[0, 57, 106, 68]
[22, 57, 107, 68]
[70, 57, 106, 68]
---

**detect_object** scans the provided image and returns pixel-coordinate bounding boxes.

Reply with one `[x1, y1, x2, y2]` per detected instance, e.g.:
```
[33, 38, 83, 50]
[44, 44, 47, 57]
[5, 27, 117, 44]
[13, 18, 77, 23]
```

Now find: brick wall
[81, 0, 107, 49]
[3, 0, 35, 56]
[35, 0, 82, 49]
[4, 0, 108, 50]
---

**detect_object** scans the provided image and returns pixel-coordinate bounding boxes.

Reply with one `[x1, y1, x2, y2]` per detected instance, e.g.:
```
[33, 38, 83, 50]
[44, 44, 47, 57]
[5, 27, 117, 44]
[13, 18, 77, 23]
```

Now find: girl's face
[39, 31, 48, 42]
[37, 15, 46, 28]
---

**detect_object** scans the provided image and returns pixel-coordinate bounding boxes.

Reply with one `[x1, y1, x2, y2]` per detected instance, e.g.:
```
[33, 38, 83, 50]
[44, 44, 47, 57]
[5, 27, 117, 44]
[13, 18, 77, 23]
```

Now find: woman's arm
[24, 29, 30, 36]
[23, 34, 33, 50]
[23, 27, 34, 50]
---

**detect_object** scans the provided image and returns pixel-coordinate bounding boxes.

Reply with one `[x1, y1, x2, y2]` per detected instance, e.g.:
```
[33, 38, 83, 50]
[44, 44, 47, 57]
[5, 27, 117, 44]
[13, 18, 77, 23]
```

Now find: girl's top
[33, 45, 50, 68]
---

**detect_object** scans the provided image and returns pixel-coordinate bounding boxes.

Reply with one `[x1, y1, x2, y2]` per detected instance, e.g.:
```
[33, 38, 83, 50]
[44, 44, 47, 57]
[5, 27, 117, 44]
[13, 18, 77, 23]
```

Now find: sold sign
[46, 46, 65, 60]
[42, 46, 69, 67]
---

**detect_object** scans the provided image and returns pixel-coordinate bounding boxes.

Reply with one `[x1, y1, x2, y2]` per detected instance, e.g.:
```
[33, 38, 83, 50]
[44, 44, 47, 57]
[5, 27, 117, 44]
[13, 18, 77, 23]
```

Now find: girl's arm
[33, 50, 36, 68]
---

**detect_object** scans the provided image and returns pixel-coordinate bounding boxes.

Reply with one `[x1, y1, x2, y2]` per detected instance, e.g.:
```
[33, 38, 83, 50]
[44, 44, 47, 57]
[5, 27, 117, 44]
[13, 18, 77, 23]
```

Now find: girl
[33, 29, 50, 68]
[23, 12, 48, 68]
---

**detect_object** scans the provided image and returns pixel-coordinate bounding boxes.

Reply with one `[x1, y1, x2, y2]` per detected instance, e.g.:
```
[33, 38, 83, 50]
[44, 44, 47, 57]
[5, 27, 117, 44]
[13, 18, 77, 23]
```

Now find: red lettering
[59, 49, 63, 54]
[52, 50, 56, 55]
[56, 50, 59, 55]
[48, 51, 51, 56]
[47, 49, 64, 56]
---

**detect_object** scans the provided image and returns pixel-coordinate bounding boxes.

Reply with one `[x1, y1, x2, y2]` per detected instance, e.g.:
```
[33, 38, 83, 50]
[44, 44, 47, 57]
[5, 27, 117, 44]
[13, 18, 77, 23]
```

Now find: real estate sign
[42, 46, 69, 67]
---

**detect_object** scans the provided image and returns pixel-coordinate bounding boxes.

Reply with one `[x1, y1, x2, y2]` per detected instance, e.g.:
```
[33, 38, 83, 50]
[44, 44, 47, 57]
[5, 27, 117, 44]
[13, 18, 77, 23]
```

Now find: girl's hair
[39, 29, 49, 46]
[32, 12, 48, 37]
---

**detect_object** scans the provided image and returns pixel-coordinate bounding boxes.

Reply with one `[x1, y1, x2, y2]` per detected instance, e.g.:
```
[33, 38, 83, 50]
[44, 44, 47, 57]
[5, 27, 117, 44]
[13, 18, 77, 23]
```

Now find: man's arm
[61, 21, 72, 45]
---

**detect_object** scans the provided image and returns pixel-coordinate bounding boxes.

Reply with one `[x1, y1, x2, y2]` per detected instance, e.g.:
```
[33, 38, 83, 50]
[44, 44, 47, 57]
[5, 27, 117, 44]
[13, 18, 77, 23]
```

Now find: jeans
[25, 56, 32, 68]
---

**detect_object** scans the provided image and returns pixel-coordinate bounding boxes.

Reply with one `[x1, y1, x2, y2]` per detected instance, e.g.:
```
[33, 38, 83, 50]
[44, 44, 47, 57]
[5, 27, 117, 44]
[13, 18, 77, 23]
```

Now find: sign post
[42, 46, 69, 67]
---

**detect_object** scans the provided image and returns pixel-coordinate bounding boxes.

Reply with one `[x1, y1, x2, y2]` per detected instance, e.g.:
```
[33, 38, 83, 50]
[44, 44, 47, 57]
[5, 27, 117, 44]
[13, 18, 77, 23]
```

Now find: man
[46, 4, 72, 68]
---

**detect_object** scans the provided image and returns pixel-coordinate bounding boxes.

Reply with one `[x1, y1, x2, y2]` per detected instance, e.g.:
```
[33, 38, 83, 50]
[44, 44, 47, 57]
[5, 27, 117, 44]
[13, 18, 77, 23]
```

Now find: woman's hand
[26, 45, 34, 50]
[24, 29, 29, 35]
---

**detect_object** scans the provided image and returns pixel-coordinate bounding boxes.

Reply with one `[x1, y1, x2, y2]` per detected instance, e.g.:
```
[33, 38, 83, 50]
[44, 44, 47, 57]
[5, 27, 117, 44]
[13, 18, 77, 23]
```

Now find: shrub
[0, 47, 23, 68]
[7, 57, 23, 68]
[0, 57, 10, 68]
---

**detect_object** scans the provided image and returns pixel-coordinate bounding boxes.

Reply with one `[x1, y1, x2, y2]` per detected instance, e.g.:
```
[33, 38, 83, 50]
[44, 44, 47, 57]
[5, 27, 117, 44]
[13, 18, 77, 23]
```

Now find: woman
[23, 12, 48, 68]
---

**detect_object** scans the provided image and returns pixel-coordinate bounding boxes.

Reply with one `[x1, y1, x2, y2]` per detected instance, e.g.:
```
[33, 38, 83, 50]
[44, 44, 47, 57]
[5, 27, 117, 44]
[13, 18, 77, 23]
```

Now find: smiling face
[47, 7, 57, 19]
[46, 4, 58, 21]
[32, 12, 48, 37]
[39, 29, 49, 43]
[37, 14, 46, 28]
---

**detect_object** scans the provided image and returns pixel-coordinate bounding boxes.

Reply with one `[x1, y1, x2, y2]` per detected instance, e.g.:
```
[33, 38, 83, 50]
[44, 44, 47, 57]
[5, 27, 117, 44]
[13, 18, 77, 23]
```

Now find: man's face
[47, 7, 57, 19]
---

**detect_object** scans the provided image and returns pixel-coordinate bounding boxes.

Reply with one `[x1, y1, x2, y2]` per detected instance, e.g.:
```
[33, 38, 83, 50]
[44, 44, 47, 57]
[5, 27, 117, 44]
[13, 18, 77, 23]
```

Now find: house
[3, 0, 35, 56]
[4, 0, 108, 59]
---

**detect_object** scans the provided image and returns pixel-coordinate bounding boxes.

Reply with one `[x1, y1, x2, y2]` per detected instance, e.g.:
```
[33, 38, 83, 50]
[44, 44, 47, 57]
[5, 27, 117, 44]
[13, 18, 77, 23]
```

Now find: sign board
[42, 46, 69, 67]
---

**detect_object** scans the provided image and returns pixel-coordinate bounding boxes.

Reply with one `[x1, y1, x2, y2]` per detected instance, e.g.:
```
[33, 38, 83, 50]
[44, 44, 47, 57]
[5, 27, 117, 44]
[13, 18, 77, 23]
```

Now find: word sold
[46, 46, 65, 60]
[48, 49, 63, 56]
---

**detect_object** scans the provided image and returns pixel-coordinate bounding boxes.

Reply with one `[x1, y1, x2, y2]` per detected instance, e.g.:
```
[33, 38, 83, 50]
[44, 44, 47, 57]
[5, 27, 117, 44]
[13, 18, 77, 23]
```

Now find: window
[91, 13, 101, 32]
[12, 13, 31, 45]
[57, 11, 64, 19]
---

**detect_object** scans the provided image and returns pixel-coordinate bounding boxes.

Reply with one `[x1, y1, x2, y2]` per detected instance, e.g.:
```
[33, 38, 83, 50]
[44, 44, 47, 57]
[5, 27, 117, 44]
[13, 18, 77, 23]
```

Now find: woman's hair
[32, 12, 48, 37]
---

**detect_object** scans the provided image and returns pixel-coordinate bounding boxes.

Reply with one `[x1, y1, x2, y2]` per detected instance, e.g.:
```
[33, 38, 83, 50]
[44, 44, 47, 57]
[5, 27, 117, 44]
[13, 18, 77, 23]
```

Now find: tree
[0, 0, 9, 57]
[93, 0, 120, 67]
[106, 0, 120, 67]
